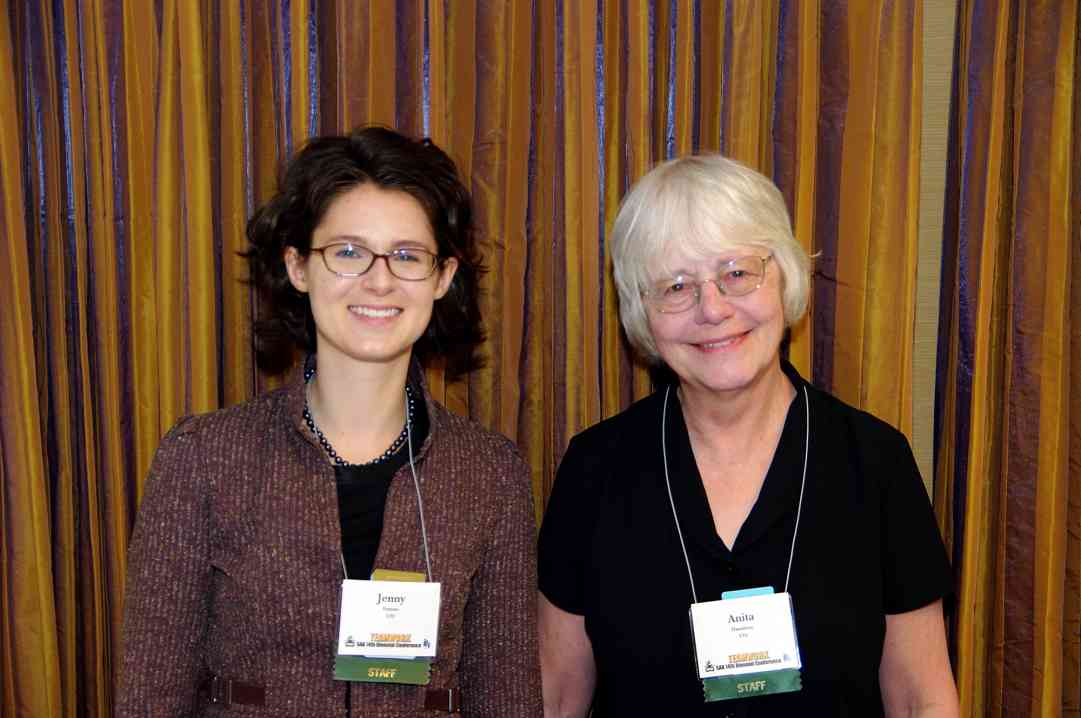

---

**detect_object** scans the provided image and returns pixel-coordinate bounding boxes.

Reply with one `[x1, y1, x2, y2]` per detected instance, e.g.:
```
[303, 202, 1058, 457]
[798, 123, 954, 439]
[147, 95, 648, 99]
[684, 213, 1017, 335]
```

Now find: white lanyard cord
[406, 389, 434, 583]
[784, 386, 811, 593]
[340, 387, 433, 583]
[661, 384, 810, 603]
[662, 385, 700, 604]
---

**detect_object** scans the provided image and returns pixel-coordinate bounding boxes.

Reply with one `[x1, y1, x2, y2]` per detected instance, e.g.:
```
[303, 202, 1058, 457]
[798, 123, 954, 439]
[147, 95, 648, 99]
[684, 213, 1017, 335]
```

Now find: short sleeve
[876, 429, 954, 614]
[537, 436, 598, 615]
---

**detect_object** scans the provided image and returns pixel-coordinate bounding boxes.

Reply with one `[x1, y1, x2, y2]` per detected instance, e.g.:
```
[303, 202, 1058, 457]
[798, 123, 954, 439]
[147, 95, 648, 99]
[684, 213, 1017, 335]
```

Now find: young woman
[118, 127, 542, 717]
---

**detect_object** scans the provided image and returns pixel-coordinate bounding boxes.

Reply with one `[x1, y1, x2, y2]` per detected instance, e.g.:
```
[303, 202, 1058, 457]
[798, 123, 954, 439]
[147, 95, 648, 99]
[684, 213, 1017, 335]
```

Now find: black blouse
[538, 362, 952, 717]
[334, 397, 430, 581]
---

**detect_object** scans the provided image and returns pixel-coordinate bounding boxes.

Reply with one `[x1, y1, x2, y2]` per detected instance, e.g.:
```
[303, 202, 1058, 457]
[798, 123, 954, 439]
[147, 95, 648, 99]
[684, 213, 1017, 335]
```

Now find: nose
[695, 279, 732, 324]
[360, 255, 396, 293]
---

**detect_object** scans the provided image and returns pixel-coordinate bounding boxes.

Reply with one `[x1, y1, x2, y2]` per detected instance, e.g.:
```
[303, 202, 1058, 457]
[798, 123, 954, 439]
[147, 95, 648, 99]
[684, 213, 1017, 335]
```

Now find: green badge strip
[702, 668, 801, 702]
[334, 655, 432, 685]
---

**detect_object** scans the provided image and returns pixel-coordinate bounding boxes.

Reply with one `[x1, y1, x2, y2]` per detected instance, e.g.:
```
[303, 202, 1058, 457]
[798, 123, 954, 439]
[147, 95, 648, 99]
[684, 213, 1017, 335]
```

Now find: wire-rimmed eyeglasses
[642, 254, 773, 313]
[309, 242, 443, 281]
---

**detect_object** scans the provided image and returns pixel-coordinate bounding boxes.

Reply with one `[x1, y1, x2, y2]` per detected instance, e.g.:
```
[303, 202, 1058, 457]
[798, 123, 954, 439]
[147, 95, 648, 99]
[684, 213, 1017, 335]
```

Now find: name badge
[337, 579, 441, 659]
[689, 588, 802, 701]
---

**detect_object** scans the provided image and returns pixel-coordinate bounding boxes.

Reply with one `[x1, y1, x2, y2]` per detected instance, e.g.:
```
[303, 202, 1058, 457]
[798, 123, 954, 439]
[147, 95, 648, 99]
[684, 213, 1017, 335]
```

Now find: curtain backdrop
[934, 1, 1080, 716]
[0, 1, 948, 716]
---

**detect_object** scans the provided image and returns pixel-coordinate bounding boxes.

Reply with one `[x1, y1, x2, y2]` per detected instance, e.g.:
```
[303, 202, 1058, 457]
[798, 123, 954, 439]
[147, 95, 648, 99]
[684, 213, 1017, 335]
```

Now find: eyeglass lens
[649, 255, 768, 312]
[320, 243, 437, 280]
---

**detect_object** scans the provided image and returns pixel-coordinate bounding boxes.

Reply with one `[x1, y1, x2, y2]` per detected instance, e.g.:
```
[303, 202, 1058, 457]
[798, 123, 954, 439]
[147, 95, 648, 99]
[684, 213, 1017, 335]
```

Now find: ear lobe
[433, 257, 459, 300]
[284, 247, 309, 293]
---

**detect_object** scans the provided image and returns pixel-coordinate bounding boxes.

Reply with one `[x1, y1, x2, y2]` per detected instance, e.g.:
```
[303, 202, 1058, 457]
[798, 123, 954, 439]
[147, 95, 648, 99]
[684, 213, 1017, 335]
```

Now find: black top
[335, 396, 430, 581]
[538, 362, 952, 717]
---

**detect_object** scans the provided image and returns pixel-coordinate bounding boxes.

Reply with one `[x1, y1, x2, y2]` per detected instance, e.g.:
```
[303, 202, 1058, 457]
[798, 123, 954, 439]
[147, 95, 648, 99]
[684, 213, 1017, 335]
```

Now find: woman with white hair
[538, 156, 958, 717]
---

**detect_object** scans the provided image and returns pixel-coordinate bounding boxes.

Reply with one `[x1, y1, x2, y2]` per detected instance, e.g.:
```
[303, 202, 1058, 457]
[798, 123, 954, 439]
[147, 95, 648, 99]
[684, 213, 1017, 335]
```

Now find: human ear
[433, 257, 459, 299]
[284, 247, 309, 293]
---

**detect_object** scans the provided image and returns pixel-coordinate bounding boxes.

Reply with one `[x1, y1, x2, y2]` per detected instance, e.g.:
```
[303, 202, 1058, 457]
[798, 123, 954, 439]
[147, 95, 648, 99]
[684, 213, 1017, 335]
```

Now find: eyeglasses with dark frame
[642, 254, 773, 314]
[309, 242, 443, 281]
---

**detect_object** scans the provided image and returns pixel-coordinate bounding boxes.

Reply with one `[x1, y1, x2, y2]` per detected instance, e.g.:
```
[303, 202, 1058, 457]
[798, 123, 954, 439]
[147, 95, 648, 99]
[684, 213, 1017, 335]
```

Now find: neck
[305, 351, 413, 462]
[678, 360, 794, 449]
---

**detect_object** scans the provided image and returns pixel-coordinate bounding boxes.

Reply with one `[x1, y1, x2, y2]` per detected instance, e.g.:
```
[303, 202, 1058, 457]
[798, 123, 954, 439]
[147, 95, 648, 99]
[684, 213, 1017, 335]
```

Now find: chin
[701, 375, 758, 395]
[319, 336, 416, 369]
[688, 358, 776, 395]
[350, 346, 415, 366]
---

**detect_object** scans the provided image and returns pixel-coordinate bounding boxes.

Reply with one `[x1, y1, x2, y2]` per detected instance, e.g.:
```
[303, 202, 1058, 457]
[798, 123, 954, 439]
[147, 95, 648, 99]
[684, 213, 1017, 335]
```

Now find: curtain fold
[807, 1, 922, 434]
[1, 9, 61, 718]
[3, 3, 315, 715]
[465, 0, 535, 450]
[935, 1, 1080, 715]
[772, 0, 819, 372]
[3, 2, 943, 715]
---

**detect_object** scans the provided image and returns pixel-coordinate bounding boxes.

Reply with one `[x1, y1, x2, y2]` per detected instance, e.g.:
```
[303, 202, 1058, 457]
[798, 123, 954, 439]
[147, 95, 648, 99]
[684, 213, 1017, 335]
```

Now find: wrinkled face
[284, 183, 457, 375]
[645, 244, 785, 397]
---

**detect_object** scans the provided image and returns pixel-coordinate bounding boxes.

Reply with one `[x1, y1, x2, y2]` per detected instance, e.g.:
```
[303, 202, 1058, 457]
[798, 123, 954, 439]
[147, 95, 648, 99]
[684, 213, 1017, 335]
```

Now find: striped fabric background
[935, 2, 1080, 715]
[0, 1, 1076, 716]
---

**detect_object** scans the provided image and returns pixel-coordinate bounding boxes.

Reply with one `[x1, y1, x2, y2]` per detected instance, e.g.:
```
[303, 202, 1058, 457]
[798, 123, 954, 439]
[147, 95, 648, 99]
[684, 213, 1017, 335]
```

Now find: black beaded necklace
[302, 364, 414, 467]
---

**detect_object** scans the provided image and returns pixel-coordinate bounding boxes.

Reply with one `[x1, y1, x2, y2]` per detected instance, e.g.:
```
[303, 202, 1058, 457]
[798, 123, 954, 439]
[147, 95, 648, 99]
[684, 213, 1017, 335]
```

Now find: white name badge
[689, 591, 801, 679]
[337, 579, 441, 659]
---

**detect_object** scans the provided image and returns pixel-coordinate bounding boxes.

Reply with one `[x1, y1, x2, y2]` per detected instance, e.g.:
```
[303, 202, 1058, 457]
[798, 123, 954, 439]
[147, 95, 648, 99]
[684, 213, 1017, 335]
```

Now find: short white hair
[610, 154, 810, 363]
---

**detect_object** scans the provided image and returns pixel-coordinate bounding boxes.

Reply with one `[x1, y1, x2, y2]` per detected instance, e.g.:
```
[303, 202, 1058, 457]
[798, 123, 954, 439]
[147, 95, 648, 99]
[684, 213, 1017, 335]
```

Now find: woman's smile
[692, 331, 751, 352]
[348, 304, 403, 320]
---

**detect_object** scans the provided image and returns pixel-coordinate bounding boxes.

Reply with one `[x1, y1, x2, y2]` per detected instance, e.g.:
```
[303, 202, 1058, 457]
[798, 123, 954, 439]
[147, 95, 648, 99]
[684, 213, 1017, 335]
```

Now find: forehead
[316, 183, 434, 246]
[650, 235, 765, 278]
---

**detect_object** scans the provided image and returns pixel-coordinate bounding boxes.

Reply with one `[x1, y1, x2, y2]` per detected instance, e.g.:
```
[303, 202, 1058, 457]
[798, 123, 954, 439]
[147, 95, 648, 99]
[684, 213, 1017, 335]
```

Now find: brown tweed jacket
[117, 370, 542, 717]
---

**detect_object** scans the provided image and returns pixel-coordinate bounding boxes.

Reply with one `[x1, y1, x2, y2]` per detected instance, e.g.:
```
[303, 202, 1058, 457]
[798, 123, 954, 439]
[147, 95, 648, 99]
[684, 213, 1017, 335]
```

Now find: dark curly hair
[244, 126, 485, 378]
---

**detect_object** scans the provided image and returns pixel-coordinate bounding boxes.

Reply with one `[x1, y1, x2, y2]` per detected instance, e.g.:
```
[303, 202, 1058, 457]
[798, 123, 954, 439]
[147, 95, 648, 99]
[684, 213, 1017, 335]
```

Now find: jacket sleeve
[457, 451, 543, 717]
[116, 417, 212, 717]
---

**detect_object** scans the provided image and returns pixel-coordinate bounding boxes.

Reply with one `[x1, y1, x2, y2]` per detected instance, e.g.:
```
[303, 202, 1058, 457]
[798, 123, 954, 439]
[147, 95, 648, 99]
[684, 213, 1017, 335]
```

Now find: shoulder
[427, 402, 531, 492]
[799, 384, 921, 496]
[544, 390, 667, 510]
[564, 389, 667, 460]
[804, 384, 913, 458]
[138, 388, 301, 529]
[160, 387, 289, 442]
[150, 387, 292, 470]
[780, 360, 909, 452]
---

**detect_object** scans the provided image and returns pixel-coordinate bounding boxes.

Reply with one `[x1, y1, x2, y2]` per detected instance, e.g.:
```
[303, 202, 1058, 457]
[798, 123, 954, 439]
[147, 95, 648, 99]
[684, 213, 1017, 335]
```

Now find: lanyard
[341, 387, 433, 583]
[660, 384, 810, 604]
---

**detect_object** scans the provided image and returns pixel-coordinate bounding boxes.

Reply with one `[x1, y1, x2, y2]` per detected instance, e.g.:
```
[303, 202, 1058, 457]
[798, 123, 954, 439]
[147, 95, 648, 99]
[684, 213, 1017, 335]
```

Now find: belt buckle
[208, 676, 231, 706]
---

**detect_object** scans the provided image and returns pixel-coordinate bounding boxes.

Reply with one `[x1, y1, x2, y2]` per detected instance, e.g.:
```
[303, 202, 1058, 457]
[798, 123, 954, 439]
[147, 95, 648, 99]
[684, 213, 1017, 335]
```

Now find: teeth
[702, 336, 740, 349]
[350, 306, 401, 318]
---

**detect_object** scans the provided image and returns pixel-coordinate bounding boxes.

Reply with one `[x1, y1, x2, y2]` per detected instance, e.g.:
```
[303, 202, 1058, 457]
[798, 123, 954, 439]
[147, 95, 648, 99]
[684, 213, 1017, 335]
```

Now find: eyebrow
[656, 261, 715, 278]
[324, 234, 434, 250]
[653, 254, 757, 280]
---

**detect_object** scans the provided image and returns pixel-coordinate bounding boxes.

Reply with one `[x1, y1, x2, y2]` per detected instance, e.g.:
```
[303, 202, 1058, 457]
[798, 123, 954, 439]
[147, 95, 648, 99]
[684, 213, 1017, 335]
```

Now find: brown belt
[424, 688, 460, 712]
[204, 676, 458, 713]
[204, 675, 266, 707]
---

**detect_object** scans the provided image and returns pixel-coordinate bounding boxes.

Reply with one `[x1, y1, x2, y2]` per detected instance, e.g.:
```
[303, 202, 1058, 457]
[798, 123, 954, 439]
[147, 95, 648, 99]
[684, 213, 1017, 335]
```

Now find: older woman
[538, 156, 958, 717]
[118, 127, 541, 717]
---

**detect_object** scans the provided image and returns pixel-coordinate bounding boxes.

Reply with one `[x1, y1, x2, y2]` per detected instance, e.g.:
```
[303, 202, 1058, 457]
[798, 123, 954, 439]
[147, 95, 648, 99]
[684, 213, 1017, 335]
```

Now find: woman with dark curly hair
[118, 127, 542, 717]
